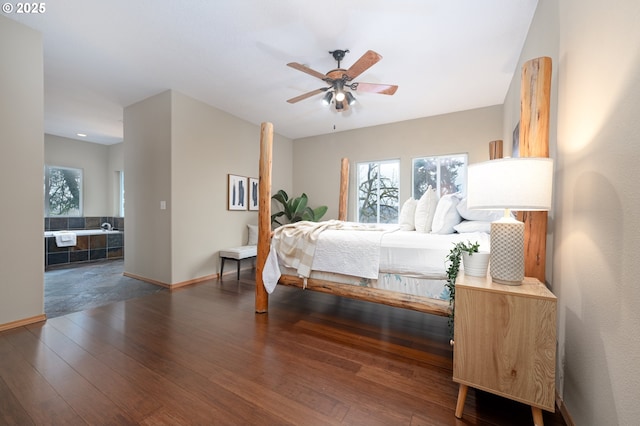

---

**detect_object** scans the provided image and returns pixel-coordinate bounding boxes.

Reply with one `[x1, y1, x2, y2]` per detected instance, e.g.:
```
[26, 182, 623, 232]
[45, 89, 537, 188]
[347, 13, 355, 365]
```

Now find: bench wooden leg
[237, 259, 241, 280]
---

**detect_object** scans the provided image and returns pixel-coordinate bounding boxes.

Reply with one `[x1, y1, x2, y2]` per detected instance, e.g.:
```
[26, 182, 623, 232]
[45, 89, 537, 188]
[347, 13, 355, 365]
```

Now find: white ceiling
[7, 0, 538, 145]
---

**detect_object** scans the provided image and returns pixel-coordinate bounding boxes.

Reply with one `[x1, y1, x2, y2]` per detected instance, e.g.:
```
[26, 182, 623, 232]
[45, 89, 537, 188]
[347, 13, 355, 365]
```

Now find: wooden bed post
[489, 140, 503, 160]
[338, 158, 349, 221]
[255, 122, 273, 313]
[519, 57, 552, 283]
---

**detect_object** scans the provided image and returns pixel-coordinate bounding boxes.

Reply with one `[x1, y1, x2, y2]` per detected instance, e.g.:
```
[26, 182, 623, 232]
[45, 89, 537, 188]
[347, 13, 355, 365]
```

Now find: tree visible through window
[45, 165, 83, 216]
[412, 154, 467, 199]
[357, 160, 399, 223]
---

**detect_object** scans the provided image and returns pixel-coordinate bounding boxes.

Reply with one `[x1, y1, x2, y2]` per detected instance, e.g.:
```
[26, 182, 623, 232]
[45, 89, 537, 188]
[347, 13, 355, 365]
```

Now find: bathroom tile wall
[45, 217, 125, 268]
[45, 216, 124, 231]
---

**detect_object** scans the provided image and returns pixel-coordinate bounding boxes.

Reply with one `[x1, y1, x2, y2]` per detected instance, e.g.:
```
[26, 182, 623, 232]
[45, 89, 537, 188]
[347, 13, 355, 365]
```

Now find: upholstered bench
[219, 245, 257, 279]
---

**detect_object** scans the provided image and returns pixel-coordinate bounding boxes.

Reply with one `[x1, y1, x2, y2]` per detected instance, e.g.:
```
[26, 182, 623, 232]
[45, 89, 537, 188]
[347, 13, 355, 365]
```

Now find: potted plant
[271, 190, 328, 227]
[445, 241, 487, 340]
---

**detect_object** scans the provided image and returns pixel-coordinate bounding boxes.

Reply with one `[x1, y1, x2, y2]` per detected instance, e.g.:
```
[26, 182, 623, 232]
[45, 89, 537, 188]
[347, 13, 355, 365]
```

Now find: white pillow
[398, 197, 418, 230]
[414, 186, 438, 233]
[247, 224, 258, 245]
[456, 197, 504, 222]
[431, 194, 462, 234]
[453, 220, 492, 234]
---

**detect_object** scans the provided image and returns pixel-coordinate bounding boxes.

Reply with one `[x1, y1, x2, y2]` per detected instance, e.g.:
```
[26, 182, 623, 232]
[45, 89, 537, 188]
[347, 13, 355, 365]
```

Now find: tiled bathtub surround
[45, 216, 124, 231]
[44, 217, 125, 268]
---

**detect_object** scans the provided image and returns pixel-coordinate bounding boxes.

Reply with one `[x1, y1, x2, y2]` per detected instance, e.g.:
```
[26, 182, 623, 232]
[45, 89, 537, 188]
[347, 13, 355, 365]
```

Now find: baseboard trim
[0, 314, 47, 332]
[169, 274, 217, 291]
[556, 391, 575, 426]
[123, 272, 217, 291]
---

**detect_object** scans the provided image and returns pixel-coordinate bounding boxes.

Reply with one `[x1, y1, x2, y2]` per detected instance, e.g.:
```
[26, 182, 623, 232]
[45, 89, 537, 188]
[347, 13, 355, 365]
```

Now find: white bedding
[311, 223, 400, 278]
[263, 221, 490, 293]
[378, 230, 490, 278]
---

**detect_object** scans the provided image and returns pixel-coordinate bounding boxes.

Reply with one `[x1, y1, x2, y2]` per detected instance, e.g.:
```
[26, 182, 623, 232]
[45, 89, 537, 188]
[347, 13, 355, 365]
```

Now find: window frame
[44, 165, 84, 217]
[355, 158, 400, 224]
[118, 170, 125, 217]
[411, 153, 468, 199]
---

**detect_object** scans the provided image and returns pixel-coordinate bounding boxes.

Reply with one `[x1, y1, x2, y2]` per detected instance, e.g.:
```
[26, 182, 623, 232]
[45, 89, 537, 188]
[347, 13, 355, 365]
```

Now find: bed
[261, 215, 493, 317]
[255, 106, 549, 317]
[254, 125, 494, 317]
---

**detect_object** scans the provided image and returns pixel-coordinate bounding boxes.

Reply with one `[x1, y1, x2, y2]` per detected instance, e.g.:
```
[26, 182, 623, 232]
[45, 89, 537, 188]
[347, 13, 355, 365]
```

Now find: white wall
[123, 90, 173, 284]
[0, 16, 44, 325]
[510, 1, 640, 424]
[124, 90, 293, 286]
[107, 142, 124, 216]
[44, 135, 124, 217]
[45, 134, 109, 216]
[292, 105, 503, 220]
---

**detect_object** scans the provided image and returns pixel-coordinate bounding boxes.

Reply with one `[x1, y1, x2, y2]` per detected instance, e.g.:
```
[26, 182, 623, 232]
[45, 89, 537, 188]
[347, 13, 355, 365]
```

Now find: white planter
[462, 251, 490, 277]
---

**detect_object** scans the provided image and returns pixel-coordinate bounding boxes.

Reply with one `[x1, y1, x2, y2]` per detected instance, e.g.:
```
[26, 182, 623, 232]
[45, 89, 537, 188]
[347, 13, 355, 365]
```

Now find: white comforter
[262, 220, 490, 293]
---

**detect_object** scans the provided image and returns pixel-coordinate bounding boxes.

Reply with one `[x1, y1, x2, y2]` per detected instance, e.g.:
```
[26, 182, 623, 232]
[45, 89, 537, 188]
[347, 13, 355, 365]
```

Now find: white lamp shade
[467, 157, 553, 211]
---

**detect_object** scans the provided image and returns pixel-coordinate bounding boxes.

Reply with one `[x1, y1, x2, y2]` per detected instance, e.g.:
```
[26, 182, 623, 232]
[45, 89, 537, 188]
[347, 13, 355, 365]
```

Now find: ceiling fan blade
[287, 62, 327, 81]
[345, 50, 382, 80]
[286, 88, 327, 104]
[354, 82, 398, 95]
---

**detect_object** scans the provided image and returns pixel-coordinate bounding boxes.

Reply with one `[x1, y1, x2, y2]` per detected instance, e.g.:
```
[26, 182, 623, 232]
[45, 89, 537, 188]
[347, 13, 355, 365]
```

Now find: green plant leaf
[312, 205, 328, 220]
[270, 189, 328, 226]
[444, 240, 480, 341]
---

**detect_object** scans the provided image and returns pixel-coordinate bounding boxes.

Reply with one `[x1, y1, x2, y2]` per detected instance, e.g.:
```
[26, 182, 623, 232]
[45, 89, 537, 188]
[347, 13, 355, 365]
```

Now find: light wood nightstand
[453, 272, 557, 425]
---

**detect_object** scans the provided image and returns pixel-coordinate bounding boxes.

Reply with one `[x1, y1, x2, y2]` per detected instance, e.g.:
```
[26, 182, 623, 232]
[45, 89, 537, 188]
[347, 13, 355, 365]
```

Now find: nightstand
[453, 272, 556, 425]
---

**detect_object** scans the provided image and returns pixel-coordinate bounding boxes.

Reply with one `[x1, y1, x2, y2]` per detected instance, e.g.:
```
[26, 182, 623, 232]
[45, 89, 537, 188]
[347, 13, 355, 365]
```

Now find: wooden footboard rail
[278, 275, 451, 316]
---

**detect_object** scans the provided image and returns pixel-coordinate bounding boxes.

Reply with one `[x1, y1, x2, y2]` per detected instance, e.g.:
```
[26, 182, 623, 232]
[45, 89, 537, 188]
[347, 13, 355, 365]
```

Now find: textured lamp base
[490, 218, 524, 285]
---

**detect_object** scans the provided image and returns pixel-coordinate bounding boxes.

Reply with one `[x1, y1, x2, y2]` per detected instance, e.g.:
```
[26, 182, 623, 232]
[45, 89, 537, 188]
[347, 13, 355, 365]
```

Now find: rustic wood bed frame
[255, 57, 551, 316]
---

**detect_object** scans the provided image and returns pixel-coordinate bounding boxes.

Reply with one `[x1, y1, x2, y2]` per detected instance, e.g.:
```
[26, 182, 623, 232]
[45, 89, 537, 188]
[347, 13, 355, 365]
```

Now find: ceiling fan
[286, 49, 398, 112]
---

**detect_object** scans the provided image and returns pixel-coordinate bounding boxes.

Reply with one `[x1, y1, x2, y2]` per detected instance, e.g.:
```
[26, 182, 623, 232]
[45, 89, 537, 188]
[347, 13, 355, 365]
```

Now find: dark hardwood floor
[1, 272, 567, 425]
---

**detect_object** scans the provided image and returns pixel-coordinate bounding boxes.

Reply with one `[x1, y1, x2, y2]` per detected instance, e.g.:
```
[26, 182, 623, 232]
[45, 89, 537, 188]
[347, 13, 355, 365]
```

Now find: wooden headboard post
[489, 140, 503, 160]
[255, 122, 273, 313]
[338, 158, 349, 221]
[519, 56, 552, 283]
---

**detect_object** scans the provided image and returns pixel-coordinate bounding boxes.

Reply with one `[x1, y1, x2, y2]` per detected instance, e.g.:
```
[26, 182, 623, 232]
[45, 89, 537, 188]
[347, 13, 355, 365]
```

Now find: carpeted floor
[45, 259, 167, 318]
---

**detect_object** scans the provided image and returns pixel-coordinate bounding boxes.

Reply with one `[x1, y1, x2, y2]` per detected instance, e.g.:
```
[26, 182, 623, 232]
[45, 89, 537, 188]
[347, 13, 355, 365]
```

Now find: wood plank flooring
[1, 272, 567, 425]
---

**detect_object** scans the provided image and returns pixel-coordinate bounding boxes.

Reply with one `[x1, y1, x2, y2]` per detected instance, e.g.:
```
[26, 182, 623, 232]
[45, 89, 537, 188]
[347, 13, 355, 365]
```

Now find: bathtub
[45, 229, 124, 268]
[44, 229, 122, 237]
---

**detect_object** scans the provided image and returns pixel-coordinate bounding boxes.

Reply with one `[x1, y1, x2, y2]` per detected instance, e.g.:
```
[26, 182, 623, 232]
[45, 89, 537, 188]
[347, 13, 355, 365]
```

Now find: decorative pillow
[247, 224, 258, 245]
[456, 197, 504, 222]
[431, 193, 462, 234]
[398, 197, 418, 230]
[414, 186, 438, 233]
[453, 220, 492, 234]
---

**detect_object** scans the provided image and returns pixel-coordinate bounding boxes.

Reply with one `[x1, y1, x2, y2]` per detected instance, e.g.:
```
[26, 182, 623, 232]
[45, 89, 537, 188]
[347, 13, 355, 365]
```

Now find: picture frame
[228, 174, 248, 210]
[248, 177, 259, 211]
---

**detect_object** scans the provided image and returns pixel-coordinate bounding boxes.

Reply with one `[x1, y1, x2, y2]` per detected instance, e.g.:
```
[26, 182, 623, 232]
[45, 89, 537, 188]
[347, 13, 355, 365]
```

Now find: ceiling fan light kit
[287, 49, 398, 112]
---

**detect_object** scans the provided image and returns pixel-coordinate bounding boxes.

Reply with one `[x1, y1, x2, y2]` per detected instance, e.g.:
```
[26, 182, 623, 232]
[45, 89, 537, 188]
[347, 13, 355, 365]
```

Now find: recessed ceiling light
[77, 133, 87, 137]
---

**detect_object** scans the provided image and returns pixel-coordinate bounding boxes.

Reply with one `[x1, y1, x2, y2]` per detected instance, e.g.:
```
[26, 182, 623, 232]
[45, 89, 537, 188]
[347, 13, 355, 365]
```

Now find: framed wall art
[228, 174, 247, 210]
[248, 177, 259, 211]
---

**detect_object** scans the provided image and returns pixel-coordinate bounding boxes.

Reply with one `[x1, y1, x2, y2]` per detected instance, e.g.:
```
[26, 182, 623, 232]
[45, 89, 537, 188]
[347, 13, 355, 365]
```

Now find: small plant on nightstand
[445, 241, 480, 340]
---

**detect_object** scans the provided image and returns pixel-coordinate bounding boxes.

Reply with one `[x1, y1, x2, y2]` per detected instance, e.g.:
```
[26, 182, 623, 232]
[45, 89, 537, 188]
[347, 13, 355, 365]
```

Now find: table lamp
[467, 157, 553, 285]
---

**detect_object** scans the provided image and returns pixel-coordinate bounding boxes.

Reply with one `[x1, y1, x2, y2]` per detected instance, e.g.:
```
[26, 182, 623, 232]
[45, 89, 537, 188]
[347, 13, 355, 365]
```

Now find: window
[44, 165, 83, 216]
[118, 170, 125, 217]
[412, 154, 468, 199]
[356, 159, 400, 223]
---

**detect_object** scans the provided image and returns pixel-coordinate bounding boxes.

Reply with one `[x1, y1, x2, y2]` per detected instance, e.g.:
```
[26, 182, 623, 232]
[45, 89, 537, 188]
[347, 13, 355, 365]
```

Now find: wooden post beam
[255, 122, 273, 313]
[338, 158, 349, 221]
[489, 140, 503, 160]
[519, 57, 552, 283]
